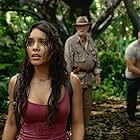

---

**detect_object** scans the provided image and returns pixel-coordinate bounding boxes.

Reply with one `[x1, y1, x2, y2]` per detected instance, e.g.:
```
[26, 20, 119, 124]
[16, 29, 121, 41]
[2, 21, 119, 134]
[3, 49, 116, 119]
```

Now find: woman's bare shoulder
[9, 74, 19, 85]
[70, 72, 80, 83]
[69, 72, 81, 91]
[8, 74, 19, 97]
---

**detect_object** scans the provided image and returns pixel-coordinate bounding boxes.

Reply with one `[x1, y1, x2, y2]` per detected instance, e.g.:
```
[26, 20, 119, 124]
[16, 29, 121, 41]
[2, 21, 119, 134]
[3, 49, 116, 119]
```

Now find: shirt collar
[75, 32, 90, 43]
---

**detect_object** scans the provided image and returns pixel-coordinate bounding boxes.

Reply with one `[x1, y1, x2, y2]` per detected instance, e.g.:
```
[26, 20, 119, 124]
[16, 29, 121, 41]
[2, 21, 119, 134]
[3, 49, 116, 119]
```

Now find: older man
[64, 16, 101, 132]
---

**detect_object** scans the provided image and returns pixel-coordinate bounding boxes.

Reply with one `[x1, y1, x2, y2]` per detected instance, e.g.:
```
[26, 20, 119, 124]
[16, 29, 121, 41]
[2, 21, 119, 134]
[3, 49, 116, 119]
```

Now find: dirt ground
[85, 97, 140, 140]
[1, 97, 140, 140]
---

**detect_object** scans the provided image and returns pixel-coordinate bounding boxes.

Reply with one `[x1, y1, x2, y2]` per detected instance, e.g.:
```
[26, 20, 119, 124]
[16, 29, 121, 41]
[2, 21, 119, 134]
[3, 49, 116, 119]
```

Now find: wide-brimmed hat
[73, 16, 91, 26]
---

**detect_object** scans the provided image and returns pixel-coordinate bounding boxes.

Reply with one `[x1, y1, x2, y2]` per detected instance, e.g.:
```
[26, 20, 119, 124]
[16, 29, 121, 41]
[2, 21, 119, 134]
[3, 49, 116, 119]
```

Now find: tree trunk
[123, 0, 140, 37]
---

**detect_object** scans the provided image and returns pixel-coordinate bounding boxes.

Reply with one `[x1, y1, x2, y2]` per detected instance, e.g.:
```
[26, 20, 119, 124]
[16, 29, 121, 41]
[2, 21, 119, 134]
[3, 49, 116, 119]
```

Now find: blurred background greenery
[0, 0, 140, 113]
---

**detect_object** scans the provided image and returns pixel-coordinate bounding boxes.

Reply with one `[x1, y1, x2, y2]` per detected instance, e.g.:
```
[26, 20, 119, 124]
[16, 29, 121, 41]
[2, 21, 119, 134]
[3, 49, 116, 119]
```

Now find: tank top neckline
[28, 87, 67, 106]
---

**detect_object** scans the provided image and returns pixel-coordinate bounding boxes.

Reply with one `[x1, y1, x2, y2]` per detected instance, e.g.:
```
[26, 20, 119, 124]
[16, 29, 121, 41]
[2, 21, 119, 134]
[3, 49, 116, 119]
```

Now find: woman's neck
[33, 66, 49, 81]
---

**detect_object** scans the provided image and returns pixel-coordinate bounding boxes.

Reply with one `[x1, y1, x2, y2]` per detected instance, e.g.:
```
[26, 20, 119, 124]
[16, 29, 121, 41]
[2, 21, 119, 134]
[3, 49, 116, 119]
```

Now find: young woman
[2, 20, 84, 140]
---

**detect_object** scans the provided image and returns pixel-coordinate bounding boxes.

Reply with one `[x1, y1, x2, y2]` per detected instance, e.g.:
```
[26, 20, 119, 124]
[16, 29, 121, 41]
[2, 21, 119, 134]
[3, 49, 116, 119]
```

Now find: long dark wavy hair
[13, 20, 67, 133]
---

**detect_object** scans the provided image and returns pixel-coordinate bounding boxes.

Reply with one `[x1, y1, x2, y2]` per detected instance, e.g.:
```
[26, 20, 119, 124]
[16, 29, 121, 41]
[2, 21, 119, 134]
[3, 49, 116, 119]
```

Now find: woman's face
[26, 28, 49, 66]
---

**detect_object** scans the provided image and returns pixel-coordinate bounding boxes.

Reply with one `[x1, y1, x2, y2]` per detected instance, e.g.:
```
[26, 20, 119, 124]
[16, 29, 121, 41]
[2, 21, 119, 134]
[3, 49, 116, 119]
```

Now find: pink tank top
[17, 88, 70, 140]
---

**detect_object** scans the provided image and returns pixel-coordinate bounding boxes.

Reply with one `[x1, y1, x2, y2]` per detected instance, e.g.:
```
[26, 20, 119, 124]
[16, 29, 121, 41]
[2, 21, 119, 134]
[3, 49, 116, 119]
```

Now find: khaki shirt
[64, 33, 100, 88]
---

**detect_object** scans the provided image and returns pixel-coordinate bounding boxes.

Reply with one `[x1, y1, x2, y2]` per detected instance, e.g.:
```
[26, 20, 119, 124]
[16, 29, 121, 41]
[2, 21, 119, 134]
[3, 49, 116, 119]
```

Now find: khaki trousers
[82, 87, 93, 130]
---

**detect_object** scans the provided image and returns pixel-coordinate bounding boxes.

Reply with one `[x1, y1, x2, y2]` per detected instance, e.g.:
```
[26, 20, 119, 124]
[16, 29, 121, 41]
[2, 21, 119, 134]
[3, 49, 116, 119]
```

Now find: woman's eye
[40, 40, 47, 46]
[27, 39, 34, 47]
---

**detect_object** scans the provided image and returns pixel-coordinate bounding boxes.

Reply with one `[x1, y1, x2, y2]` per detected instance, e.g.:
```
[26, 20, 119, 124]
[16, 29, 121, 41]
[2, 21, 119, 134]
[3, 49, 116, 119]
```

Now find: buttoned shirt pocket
[74, 46, 85, 63]
[74, 51, 86, 63]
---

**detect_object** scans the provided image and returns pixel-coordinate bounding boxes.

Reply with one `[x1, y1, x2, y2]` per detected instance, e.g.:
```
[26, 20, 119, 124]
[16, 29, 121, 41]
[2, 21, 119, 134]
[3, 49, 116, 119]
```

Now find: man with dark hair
[64, 16, 101, 132]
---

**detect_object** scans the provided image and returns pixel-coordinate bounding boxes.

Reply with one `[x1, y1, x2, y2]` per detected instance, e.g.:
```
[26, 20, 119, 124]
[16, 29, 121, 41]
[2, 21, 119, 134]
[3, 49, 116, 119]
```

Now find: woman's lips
[31, 54, 41, 59]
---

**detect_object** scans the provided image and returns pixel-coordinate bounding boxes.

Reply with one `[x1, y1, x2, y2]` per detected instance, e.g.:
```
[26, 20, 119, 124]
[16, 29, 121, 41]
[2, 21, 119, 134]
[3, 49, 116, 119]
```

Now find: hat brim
[73, 22, 92, 26]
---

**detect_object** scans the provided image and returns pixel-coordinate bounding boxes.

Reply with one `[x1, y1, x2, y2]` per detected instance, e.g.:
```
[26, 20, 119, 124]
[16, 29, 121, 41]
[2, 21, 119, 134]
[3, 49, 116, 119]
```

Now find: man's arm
[93, 48, 101, 85]
[64, 39, 73, 73]
[125, 58, 140, 76]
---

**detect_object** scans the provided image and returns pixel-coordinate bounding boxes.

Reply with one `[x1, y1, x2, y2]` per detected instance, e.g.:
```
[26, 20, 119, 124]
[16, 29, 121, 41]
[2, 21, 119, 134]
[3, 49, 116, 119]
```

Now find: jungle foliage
[0, 0, 140, 112]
